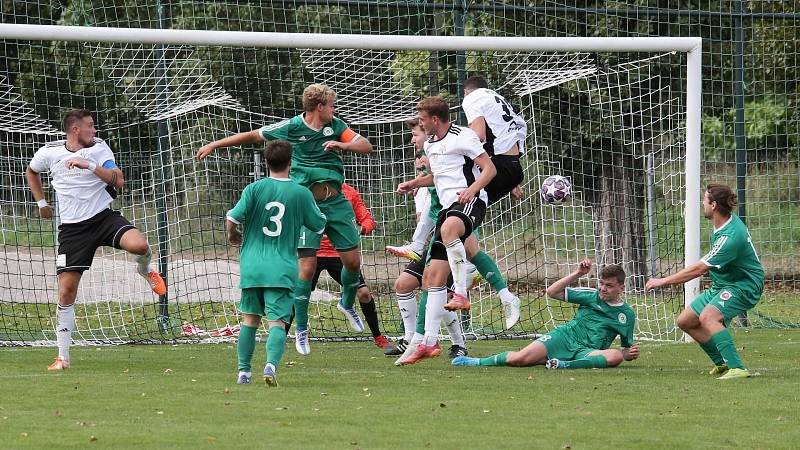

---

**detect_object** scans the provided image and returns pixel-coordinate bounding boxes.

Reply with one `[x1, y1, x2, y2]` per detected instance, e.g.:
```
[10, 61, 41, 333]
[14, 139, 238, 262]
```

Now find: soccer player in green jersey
[452, 259, 640, 369]
[646, 184, 764, 380]
[198, 84, 373, 342]
[226, 140, 326, 386]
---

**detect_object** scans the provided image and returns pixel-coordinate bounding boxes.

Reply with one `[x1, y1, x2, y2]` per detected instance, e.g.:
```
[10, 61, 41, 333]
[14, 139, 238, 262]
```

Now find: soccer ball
[540, 175, 572, 204]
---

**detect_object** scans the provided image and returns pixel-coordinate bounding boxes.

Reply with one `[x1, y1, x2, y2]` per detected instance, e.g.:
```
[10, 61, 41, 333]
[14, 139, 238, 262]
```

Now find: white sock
[410, 214, 435, 254]
[56, 304, 75, 362]
[396, 292, 418, 342]
[498, 287, 516, 304]
[445, 239, 468, 296]
[410, 332, 424, 345]
[465, 261, 478, 288]
[423, 287, 447, 346]
[135, 248, 152, 277]
[239, 371, 252, 377]
[443, 310, 465, 347]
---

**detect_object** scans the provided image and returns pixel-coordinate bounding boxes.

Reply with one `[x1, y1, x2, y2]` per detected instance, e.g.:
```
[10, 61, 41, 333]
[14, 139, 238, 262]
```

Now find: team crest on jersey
[618, 313, 627, 324]
[323, 127, 333, 136]
[720, 291, 732, 300]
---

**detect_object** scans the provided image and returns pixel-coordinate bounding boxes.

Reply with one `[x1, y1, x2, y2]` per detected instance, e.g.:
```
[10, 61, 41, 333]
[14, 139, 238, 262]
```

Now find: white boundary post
[0, 24, 704, 341]
[683, 44, 703, 342]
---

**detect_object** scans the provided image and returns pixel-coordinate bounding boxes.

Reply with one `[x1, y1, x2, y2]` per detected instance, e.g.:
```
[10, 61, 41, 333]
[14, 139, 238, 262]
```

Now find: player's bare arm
[645, 260, 709, 291]
[545, 258, 592, 300]
[322, 135, 373, 154]
[456, 152, 495, 204]
[397, 173, 433, 194]
[225, 219, 242, 245]
[65, 158, 124, 189]
[467, 116, 487, 142]
[24, 167, 54, 219]
[196, 130, 264, 160]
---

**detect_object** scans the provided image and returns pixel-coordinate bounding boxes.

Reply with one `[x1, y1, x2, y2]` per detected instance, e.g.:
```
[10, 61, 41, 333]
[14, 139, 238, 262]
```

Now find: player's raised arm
[197, 129, 264, 160]
[467, 116, 488, 142]
[545, 258, 592, 300]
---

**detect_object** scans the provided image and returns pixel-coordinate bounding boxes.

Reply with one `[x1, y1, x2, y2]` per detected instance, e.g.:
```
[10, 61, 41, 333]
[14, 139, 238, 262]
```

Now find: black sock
[359, 297, 381, 337]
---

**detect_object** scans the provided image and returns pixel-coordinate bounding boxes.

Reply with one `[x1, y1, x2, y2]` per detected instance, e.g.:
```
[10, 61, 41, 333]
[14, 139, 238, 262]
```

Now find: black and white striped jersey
[424, 124, 488, 209]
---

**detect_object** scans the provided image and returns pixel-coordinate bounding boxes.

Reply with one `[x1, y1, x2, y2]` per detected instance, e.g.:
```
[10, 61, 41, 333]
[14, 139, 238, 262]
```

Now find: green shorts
[238, 287, 293, 322]
[689, 287, 761, 327]
[298, 192, 360, 251]
[536, 331, 593, 361]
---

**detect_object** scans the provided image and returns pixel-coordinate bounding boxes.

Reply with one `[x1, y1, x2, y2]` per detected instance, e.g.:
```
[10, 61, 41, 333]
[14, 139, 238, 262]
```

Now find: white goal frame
[0, 24, 703, 328]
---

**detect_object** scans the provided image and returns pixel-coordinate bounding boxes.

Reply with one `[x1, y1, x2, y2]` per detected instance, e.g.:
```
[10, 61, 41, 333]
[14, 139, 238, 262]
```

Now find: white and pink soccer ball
[540, 175, 572, 204]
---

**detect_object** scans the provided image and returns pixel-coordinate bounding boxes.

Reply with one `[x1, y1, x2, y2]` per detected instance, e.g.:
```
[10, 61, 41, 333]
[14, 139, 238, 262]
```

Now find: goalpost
[0, 24, 701, 345]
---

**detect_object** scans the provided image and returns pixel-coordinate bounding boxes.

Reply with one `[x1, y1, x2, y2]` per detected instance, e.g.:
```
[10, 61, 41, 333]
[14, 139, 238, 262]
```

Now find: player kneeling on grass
[226, 140, 326, 386]
[645, 184, 764, 380]
[26, 109, 166, 371]
[452, 259, 639, 369]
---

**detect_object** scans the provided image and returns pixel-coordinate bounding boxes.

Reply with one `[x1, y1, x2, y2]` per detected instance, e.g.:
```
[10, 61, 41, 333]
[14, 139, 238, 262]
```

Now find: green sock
[415, 290, 428, 335]
[699, 339, 726, 366]
[563, 355, 608, 369]
[293, 278, 312, 329]
[340, 267, 359, 308]
[471, 251, 507, 291]
[710, 328, 745, 369]
[236, 324, 257, 372]
[266, 326, 287, 367]
[479, 351, 510, 366]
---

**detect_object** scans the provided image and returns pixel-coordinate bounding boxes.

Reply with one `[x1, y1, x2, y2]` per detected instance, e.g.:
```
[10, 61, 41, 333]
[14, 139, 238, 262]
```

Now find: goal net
[0, 21, 702, 345]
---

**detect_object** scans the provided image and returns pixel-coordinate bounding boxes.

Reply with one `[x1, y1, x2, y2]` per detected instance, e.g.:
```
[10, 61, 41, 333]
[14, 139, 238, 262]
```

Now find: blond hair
[303, 84, 336, 112]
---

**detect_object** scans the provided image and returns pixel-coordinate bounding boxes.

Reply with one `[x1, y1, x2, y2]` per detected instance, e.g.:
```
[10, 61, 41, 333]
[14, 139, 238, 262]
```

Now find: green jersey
[700, 214, 764, 297]
[259, 115, 357, 191]
[227, 177, 326, 289]
[558, 287, 636, 350]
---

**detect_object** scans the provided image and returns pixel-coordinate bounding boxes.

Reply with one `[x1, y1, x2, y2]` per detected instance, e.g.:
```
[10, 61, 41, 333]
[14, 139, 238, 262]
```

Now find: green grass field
[1, 329, 798, 449]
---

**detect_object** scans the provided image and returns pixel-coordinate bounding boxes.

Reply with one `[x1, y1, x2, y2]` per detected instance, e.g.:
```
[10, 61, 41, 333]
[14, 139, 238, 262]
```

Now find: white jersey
[424, 124, 488, 209]
[461, 88, 527, 156]
[29, 138, 116, 223]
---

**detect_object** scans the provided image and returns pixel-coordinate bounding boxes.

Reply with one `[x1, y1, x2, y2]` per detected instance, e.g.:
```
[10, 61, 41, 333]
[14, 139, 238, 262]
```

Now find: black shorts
[403, 248, 454, 290]
[485, 153, 524, 205]
[311, 256, 367, 290]
[56, 209, 136, 274]
[429, 198, 486, 262]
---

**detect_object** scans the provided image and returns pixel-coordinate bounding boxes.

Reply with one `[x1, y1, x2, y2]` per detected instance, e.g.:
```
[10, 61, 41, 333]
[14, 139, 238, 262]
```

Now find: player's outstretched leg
[386, 243, 423, 262]
[470, 250, 519, 328]
[120, 229, 166, 296]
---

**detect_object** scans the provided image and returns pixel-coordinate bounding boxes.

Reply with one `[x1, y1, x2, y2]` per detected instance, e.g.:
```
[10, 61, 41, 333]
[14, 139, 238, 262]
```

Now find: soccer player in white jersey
[396, 96, 496, 364]
[462, 75, 527, 204]
[25, 109, 166, 371]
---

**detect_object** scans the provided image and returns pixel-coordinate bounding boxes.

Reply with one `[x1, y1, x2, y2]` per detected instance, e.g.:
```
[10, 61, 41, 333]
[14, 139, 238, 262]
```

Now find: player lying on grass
[453, 259, 640, 369]
[646, 183, 764, 380]
[226, 140, 326, 386]
[26, 109, 166, 371]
